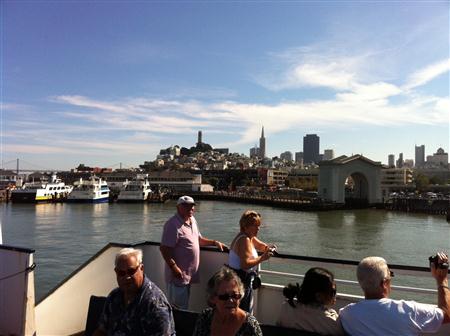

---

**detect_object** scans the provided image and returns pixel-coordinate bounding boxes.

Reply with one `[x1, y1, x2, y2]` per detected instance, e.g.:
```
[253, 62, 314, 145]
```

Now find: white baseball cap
[177, 195, 195, 205]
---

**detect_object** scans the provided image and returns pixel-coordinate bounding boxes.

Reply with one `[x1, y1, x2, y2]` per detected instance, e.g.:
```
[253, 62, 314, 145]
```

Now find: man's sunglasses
[217, 292, 242, 301]
[115, 264, 141, 277]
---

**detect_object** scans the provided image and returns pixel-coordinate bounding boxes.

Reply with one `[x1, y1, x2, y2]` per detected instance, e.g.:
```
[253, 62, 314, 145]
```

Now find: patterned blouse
[193, 308, 262, 336]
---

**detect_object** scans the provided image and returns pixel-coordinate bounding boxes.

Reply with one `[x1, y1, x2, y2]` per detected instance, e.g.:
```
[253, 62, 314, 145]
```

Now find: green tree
[414, 173, 429, 191]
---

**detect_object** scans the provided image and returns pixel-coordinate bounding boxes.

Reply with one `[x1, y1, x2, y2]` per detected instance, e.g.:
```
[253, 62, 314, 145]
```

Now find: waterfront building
[280, 151, 293, 162]
[258, 168, 289, 186]
[303, 134, 320, 164]
[323, 149, 334, 161]
[415, 145, 425, 168]
[286, 168, 318, 190]
[380, 167, 414, 198]
[259, 126, 266, 159]
[318, 155, 383, 205]
[147, 170, 205, 192]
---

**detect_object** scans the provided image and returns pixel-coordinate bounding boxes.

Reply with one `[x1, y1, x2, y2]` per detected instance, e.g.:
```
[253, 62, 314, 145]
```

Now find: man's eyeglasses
[115, 264, 141, 277]
[217, 292, 242, 301]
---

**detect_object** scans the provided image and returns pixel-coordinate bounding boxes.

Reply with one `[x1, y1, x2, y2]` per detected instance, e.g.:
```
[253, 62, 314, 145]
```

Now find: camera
[429, 255, 449, 269]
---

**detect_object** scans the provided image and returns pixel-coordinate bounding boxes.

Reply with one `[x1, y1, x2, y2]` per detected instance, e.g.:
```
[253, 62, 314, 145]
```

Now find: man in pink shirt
[160, 195, 226, 309]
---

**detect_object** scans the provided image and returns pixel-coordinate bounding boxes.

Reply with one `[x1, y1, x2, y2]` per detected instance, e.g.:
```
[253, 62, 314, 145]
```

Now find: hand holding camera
[429, 253, 449, 269]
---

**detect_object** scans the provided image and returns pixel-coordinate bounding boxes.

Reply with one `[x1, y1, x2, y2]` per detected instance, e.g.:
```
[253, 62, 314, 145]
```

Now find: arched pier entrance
[318, 155, 382, 206]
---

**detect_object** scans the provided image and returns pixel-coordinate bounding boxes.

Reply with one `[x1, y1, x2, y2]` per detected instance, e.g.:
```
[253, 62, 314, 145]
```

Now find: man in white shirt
[339, 252, 450, 336]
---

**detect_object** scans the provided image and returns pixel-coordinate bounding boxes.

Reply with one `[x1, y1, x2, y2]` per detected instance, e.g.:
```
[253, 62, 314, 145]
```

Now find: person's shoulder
[142, 278, 168, 300]
[244, 313, 262, 334]
[246, 313, 260, 325]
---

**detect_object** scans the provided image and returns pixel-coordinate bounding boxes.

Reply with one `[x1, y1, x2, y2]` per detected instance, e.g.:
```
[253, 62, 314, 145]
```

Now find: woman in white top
[228, 210, 276, 313]
[277, 267, 345, 335]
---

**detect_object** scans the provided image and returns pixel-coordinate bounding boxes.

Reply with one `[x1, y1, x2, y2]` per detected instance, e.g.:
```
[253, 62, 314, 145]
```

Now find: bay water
[2, 200, 449, 301]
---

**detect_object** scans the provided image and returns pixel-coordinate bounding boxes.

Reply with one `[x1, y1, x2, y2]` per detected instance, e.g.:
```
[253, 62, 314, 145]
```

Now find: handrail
[259, 269, 438, 294]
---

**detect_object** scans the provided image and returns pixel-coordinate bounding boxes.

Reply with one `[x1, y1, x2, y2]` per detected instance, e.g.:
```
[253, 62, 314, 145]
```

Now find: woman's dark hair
[283, 267, 335, 307]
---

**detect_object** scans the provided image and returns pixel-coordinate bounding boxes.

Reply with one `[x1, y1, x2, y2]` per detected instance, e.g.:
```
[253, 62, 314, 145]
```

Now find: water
[2, 201, 449, 300]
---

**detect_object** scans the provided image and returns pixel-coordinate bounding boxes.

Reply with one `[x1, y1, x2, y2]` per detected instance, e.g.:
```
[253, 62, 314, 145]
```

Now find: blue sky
[1, 1, 449, 170]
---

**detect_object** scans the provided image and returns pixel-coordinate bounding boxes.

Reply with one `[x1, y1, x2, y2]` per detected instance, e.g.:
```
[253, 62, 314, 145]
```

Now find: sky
[1, 1, 449, 171]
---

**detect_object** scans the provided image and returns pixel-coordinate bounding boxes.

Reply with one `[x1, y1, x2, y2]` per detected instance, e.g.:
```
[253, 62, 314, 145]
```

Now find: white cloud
[404, 58, 450, 90]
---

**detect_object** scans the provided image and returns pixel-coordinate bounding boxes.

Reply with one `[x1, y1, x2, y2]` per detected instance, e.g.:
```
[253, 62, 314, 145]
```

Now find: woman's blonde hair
[239, 210, 261, 231]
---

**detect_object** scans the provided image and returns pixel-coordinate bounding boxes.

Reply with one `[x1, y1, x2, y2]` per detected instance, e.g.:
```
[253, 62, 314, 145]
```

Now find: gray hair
[357, 256, 389, 295]
[115, 248, 143, 266]
[207, 267, 245, 302]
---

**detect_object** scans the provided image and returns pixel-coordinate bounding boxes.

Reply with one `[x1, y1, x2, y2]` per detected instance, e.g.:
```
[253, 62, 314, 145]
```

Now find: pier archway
[318, 155, 382, 205]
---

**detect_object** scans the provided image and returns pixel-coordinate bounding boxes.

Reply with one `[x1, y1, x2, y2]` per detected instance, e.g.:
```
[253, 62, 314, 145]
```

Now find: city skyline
[2, 2, 449, 170]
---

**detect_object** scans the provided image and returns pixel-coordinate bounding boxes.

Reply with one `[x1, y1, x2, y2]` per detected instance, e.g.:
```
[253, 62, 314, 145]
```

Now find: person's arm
[252, 237, 268, 252]
[431, 252, 450, 323]
[159, 245, 182, 279]
[236, 236, 273, 269]
[198, 236, 226, 251]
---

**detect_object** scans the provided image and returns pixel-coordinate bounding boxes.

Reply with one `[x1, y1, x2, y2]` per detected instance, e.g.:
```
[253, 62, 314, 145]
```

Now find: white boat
[3, 241, 449, 336]
[10, 176, 73, 203]
[117, 178, 152, 202]
[67, 177, 110, 203]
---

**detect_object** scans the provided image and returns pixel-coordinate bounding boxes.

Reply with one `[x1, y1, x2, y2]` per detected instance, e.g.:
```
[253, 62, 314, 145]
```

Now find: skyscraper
[303, 134, 320, 164]
[259, 126, 266, 158]
[415, 145, 425, 167]
[388, 154, 395, 168]
[396, 153, 404, 168]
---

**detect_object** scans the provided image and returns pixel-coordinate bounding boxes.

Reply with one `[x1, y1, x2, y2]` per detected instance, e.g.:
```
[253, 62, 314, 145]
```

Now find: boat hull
[66, 197, 109, 203]
[11, 192, 68, 203]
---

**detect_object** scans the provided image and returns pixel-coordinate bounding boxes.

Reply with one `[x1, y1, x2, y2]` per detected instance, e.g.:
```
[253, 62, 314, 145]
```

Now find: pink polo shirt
[161, 213, 202, 286]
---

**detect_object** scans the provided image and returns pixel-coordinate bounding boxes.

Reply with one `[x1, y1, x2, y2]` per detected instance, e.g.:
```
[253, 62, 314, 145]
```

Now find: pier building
[318, 155, 382, 205]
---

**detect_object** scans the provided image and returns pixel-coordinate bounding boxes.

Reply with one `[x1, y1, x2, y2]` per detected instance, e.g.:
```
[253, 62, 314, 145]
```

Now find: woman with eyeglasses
[193, 267, 262, 336]
[277, 267, 345, 335]
[228, 210, 276, 313]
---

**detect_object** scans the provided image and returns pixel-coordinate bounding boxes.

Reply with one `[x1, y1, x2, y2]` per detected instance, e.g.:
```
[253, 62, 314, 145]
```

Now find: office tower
[323, 149, 335, 161]
[415, 145, 425, 168]
[388, 154, 395, 168]
[280, 151, 293, 162]
[259, 126, 266, 158]
[396, 153, 404, 168]
[197, 131, 202, 145]
[303, 134, 320, 164]
[295, 152, 304, 163]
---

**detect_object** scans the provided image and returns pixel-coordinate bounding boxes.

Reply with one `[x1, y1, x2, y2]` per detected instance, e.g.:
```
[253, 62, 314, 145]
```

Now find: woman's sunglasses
[217, 292, 242, 301]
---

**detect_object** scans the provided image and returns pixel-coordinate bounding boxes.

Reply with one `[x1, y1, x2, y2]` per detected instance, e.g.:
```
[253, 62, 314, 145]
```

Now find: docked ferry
[10, 178, 73, 203]
[67, 177, 110, 203]
[117, 178, 152, 202]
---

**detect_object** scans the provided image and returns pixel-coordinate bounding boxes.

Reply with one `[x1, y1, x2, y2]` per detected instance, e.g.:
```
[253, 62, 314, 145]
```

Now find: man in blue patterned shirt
[93, 248, 176, 336]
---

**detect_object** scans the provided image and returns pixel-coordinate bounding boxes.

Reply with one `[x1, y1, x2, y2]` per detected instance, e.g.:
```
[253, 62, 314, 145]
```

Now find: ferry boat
[67, 177, 110, 203]
[117, 178, 152, 202]
[3, 241, 449, 335]
[10, 177, 73, 203]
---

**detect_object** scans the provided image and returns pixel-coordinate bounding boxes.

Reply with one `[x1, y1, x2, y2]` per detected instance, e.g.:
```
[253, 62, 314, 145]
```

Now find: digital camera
[429, 255, 449, 269]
